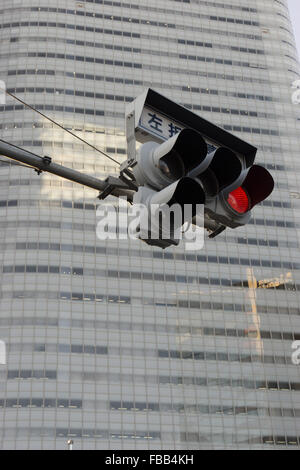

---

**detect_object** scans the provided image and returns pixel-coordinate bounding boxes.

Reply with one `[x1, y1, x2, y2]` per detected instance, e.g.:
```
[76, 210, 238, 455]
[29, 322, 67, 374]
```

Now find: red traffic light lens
[227, 187, 249, 214]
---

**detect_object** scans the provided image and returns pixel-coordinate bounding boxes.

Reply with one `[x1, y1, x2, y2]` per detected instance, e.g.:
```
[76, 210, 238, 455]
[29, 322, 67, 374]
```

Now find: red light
[227, 187, 249, 214]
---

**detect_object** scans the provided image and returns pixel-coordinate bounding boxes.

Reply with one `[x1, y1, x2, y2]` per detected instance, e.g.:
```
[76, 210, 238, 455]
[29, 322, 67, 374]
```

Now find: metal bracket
[34, 155, 52, 175]
[98, 176, 137, 201]
[119, 170, 138, 190]
[42, 156, 52, 165]
[140, 237, 180, 249]
[208, 225, 226, 238]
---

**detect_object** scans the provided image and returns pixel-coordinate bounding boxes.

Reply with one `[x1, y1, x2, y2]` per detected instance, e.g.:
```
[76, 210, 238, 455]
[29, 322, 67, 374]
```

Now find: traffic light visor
[153, 128, 208, 181]
[172, 128, 207, 173]
[240, 164, 274, 210]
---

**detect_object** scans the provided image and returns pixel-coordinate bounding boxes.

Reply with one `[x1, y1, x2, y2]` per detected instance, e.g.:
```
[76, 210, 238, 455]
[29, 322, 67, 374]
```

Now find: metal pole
[0, 139, 133, 198]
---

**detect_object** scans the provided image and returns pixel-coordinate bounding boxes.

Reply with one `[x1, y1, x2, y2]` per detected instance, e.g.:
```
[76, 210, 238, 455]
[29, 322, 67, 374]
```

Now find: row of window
[0, 177, 103, 188]
[177, 38, 264, 55]
[0, 427, 159, 441]
[5, 69, 276, 103]
[184, 102, 274, 119]
[257, 144, 285, 154]
[1, 397, 299, 418]
[177, 53, 267, 70]
[158, 349, 293, 366]
[9, 34, 268, 71]
[1, 316, 298, 342]
[0, 178, 92, 188]
[235, 235, 298, 249]
[0, 238, 298, 271]
[248, 218, 297, 229]
[0, 199, 97, 210]
[0, 121, 113, 135]
[223, 124, 279, 136]
[9, 343, 108, 355]
[0, 428, 298, 446]
[6, 370, 57, 379]
[10, 28, 267, 57]
[7, 83, 133, 104]
[1, 50, 272, 78]
[14, 340, 296, 367]
[0, 399, 81, 409]
[27, 5, 261, 28]
[182, 85, 274, 102]
[1, 289, 299, 317]
[5, 85, 276, 120]
[261, 199, 291, 209]
[1, 425, 298, 446]
[262, 162, 287, 171]
[0, 157, 117, 174]
[0, 104, 123, 119]
[4, 369, 300, 392]
[14, 140, 124, 155]
[0, 216, 296, 249]
[1, 264, 298, 293]
[80, 0, 258, 15]
[180, 432, 299, 446]
[110, 401, 300, 417]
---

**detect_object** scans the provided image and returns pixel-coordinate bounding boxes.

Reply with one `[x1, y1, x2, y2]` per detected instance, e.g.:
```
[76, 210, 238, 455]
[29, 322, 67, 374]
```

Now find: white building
[0, 0, 300, 450]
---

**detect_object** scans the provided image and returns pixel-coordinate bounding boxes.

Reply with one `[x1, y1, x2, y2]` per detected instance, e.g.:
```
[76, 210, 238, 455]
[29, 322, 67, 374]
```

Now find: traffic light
[203, 164, 274, 236]
[188, 146, 243, 201]
[130, 127, 274, 247]
[131, 128, 255, 247]
[132, 128, 207, 189]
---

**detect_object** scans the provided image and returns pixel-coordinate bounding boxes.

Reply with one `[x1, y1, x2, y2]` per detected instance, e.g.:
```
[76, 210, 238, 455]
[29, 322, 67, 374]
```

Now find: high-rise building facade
[0, 0, 300, 450]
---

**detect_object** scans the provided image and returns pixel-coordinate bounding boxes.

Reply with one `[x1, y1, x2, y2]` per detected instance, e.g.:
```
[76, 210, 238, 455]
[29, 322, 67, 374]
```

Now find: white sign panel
[139, 106, 217, 153]
[139, 106, 184, 141]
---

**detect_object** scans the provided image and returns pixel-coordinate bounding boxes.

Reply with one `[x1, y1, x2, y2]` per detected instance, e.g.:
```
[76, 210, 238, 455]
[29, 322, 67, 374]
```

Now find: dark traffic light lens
[158, 152, 185, 180]
[227, 187, 249, 213]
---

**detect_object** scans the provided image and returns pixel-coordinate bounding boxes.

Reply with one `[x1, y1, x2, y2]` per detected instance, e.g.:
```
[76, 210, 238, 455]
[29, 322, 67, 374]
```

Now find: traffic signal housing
[204, 164, 274, 232]
[131, 128, 273, 247]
